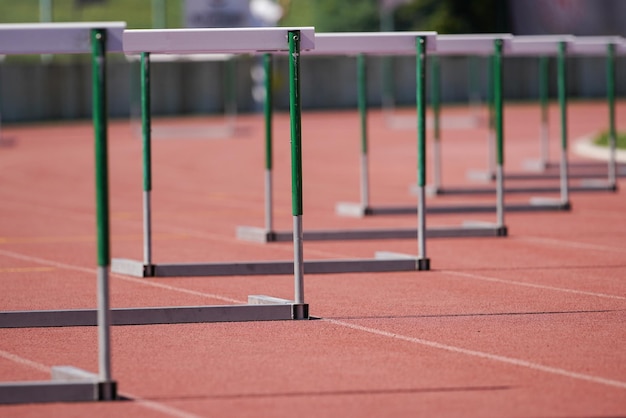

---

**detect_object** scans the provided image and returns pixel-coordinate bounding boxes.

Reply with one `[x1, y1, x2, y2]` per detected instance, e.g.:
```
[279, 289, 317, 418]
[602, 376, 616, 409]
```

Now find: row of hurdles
[0, 22, 623, 404]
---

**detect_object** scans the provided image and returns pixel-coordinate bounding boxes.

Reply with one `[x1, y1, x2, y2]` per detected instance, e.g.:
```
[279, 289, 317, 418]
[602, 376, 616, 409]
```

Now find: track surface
[0, 101, 625, 417]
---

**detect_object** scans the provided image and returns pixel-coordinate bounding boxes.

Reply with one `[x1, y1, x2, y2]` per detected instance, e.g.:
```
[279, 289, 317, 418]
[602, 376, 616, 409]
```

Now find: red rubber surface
[0, 100, 624, 417]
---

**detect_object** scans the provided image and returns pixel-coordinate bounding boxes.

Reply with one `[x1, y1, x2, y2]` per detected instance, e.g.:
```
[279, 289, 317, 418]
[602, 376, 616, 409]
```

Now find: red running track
[0, 100, 624, 417]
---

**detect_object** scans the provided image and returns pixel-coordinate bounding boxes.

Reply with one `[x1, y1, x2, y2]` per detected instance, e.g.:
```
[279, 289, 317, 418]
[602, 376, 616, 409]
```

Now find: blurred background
[0, 0, 624, 122]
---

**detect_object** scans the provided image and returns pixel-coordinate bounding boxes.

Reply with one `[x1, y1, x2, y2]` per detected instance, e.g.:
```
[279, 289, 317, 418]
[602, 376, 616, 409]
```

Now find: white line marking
[0, 348, 49, 373]
[0, 249, 242, 304]
[0, 349, 202, 418]
[0, 267, 54, 273]
[443, 270, 626, 301]
[514, 236, 626, 253]
[323, 318, 626, 390]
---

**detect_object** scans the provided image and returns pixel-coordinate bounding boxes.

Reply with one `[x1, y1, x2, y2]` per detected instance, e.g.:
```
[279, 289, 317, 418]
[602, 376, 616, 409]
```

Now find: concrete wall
[1, 54, 624, 123]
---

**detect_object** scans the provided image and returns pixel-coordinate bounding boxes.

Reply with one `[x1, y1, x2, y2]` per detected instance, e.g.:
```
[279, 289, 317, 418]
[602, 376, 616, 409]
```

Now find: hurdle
[236, 32, 503, 243]
[510, 36, 626, 183]
[0, 22, 125, 404]
[443, 36, 617, 199]
[328, 36, 515, 236]
[109, 28, 428, 277]
[521, 36, 626, 177]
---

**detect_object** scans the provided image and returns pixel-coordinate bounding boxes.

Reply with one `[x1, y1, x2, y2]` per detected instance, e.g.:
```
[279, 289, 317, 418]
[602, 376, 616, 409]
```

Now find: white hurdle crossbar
[0, 21, 125, 404]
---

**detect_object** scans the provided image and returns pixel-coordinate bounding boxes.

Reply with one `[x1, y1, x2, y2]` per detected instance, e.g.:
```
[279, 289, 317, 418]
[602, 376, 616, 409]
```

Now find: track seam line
[322, 318, 626, 390]
[0, 349, 202, 418]
[442, 270, 626, 300]
[513, 235, 626, 253]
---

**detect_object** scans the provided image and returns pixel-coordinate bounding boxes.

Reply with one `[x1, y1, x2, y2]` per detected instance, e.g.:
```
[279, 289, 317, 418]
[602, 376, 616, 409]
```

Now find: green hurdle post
[263, 53, 274, 234]
[539, 55, 550, 169]
[357, 53, 370, 211]
[493, 39, 506, 230]
[288, 30, 305, 304]
[607, 42, 617, 189]
[415, 35, 429, 270]
[91, 28, 114, 399]
[141, 52, 153, 269]
[430, 55, 442, 191]
[557, 41, 570, 207]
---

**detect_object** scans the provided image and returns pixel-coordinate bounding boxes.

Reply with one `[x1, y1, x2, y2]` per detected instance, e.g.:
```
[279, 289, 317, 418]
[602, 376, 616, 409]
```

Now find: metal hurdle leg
[287, 30, 306, 304]
[427, 56, 442, 195]
[236, 53, 276, 242]
[92, 28, 115, 399]
[333, 53, 372, 217]
[415, 36, 430, 269]
[557, 40, 571, 209]
[493, 39, 506, 232]
[141, 52, 153, 272]
[522, 56, 551, 171]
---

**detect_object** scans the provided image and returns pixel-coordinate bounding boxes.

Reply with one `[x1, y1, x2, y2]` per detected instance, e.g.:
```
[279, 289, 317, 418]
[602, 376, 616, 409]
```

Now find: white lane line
[0, 248, 242, 304]
[323, 318, 626, 390]
[513, 236, 626, 253]
[443, 270, 626, 301]
[0, 349, 202, 418]
[0, 348, 49, 373]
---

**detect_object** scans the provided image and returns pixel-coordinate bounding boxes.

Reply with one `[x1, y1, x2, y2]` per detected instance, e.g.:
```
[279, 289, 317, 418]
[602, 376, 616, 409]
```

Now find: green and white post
[357, 53, 370, 212]
[141, 52, 153, 270]
[91, 28, 115, 400]
[430, 55, 441, 191]
[487, 53, 496, 179]
[288, 30, 305, 304]
[557, 41, 570, 207]
[415, 35, 430, 270]
[493, 39, 506, 231]
[263, 52, 274, 234]
[539, 55, 550, 169]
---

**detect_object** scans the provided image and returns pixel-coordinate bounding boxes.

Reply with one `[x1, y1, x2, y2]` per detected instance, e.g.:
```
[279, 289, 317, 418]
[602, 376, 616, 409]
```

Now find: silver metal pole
[433, 140, 441, 191]
[560, 152, 569, 204]
[293, 216, 304, 304]
[96, 266, 112, 384]
[265, 169, 273, 232]
[360, 153, 369, 209]
[143, 191, 152, 265]
[496, 165, 505, 227]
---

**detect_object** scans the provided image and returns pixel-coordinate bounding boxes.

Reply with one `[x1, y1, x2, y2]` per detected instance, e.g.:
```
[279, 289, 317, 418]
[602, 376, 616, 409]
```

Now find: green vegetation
[280, 0, 508, 33]
[0, 0, 507, 34]
[0, 0, 182, 28]
[594, 131, 626, 149]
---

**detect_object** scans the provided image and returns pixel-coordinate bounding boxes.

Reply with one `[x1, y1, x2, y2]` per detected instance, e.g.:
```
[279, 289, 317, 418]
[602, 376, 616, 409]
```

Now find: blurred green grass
[0, 0, 183, 28]
[594, 131, 626, 149]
